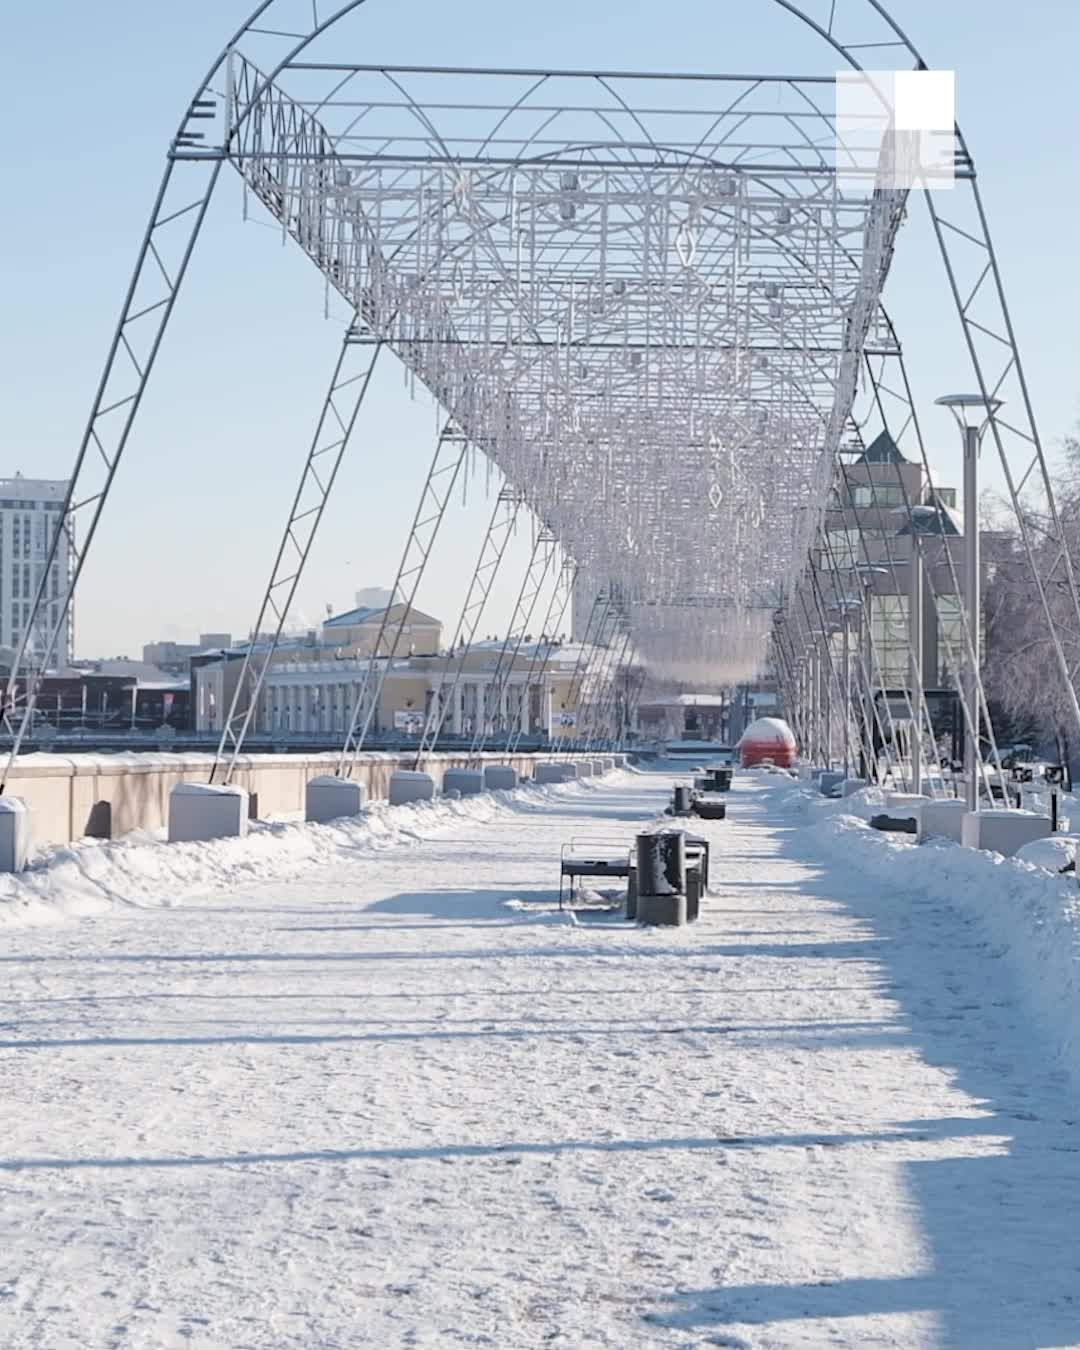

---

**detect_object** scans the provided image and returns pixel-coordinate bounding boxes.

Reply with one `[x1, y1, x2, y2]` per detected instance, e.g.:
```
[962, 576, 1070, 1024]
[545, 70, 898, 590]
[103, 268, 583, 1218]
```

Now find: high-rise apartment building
[0, 476, 74, 667]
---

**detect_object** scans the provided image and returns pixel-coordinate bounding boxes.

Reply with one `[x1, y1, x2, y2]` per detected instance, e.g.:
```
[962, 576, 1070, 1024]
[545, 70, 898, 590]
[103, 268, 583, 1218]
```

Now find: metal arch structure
[6, 0, 1078, 788]
[210, 329, 383, 783]
[336, 418, 470, 770]
[504, 558, 578, 758]
[464, 527, 559, 762]
[1, 1, 375, 787]
[220, 54, 904, 689]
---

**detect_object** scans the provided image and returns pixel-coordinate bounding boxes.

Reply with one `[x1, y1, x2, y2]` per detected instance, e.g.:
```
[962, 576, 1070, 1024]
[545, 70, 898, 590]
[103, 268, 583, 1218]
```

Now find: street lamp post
[935, 393, 1003, 813]
[811, 623, 843, 770]
[908, 544, 924, 796]
[847, 565, 889, 782]
[828, 598, 864, 779]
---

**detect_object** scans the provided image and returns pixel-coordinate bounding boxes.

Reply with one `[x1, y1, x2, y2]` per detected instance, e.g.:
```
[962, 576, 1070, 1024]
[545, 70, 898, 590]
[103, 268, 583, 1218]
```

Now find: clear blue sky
[2, 0, 1078, 658]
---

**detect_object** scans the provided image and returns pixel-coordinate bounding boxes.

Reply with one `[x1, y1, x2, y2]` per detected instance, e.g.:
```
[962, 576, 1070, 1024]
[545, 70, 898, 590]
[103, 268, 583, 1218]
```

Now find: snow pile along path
[0, 775, 605, 930]
[3, 772, 1080, 1348]
[774, 777, 1080, 1094]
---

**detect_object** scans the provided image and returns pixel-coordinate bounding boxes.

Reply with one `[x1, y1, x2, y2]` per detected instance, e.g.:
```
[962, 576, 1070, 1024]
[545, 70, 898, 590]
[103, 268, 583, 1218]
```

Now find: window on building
[933, 594, 981, 685]
[827, 529, 870, 567]
[931, 486, 957, 508]
[853, 483, 907, 508]
[870, 594, 909, 686]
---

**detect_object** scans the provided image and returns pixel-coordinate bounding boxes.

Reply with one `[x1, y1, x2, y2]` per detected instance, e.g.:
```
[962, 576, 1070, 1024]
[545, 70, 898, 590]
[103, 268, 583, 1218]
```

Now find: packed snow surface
[3, 769, 1080, 1348]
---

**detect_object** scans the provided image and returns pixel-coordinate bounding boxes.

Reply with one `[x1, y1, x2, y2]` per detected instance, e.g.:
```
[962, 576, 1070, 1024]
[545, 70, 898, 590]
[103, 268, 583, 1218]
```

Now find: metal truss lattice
[221, 58, 903, 685]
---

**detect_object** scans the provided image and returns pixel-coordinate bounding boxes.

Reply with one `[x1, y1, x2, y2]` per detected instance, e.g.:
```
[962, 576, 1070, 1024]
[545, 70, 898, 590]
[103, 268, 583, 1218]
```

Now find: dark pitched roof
[855, 430, 909, 466]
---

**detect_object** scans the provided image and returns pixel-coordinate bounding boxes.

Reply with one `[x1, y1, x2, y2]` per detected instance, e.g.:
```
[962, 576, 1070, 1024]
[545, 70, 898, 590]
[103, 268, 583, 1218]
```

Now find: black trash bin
[635, 831, 687, 925]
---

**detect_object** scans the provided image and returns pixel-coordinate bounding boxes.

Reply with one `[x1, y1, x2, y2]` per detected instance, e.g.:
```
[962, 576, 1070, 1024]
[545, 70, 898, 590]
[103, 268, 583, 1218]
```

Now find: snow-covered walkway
[3, 770, 1080, 1349]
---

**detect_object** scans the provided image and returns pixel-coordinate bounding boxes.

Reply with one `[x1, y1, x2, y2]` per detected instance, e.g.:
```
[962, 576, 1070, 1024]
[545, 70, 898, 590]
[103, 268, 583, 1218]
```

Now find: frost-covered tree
[982, 434, 1080, 775]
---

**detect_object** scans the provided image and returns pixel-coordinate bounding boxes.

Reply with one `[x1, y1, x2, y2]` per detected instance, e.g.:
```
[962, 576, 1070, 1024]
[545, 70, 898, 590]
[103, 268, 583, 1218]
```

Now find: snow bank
[0, 773, 623, 930]
[771, 779, 1080, 1090]
[1015, 835, 1078, 872]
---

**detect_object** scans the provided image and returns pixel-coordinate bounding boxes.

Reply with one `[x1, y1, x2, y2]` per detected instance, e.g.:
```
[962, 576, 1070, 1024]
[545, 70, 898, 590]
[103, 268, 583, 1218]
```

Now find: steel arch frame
[7, 0, 1072, 794]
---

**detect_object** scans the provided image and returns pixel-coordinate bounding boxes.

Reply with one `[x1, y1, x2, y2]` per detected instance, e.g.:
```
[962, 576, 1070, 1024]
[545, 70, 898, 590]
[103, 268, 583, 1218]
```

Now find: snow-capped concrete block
[1014, 834, 1078, 873]
[590, 759, 606, 776]
[305, 775, 366, 824]
[885, 792, 930, 815]
[819, 771, 845, 797]
[535, 762, 576, 784]
[601, 756, 617, 774]
[842, 778, 868, 797]
[962, 808, 1052, 857]
[168, 782, 248, 844]
[443, 768, 485, 797]
[389, 770, 436, 805]
[483, 765, 518, 791]
[914, 798, 967, 843]
[574, 761, 595, 777]
[0, 796, 32, 873]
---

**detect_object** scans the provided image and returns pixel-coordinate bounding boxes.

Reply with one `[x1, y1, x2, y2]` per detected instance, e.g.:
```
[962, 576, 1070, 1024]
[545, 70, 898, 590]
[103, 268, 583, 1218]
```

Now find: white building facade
[191, 639, 622, 742]
[0, 476, 73, 665]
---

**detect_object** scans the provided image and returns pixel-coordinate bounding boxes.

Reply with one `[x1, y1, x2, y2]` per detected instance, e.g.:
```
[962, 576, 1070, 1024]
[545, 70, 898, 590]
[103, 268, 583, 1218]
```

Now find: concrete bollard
[886, 792, 931, 812]
[305, 775, 366, 824]
[0, 797, 32, 873]
[914, 798, 968, 843]
[169, 783, 249, 844]
[443, 768, 485, 797]
[483, 765, 518, 790]
[962, 808, 1052, 857]
[389, 770, 436, 805]
[535, 762, 576, 784]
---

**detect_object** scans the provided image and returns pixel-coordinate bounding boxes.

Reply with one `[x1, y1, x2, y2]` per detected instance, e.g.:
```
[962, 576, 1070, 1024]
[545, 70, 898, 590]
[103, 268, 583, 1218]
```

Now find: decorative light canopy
[230, 60, 904, 683]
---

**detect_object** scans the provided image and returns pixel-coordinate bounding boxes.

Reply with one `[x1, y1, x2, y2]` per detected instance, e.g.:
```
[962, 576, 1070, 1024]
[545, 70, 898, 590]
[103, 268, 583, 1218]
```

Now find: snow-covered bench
[559, 837, 634, 909]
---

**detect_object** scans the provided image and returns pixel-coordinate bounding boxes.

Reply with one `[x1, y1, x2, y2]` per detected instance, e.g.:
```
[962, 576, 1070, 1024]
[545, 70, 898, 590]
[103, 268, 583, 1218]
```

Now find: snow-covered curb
[770, 779, 1080, 1090]
[0, 773, 626, 930]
